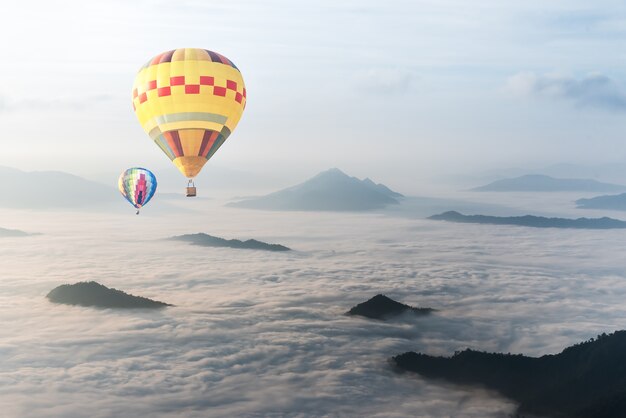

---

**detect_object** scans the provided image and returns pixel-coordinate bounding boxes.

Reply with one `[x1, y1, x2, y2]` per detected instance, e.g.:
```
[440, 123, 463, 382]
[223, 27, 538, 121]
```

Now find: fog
[1, 198, 626, 417]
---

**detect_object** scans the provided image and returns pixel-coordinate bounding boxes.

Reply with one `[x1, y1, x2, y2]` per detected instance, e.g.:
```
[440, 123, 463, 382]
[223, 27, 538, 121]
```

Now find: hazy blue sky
[1, 0, 626, 184]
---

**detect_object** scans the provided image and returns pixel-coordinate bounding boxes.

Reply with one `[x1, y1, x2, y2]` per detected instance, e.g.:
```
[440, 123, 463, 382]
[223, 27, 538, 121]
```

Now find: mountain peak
[346, 294, 433, 319]
[312, 167, 350, 179]
[228, 168, 402, 211]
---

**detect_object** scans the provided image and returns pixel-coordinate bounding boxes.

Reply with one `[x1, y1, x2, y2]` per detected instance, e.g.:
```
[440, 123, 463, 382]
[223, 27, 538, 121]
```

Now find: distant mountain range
[169, 233, 291, 251]
[47, 282, 170, 309]
[346, 294, 433, 320]
[0, 166, 117, 209]
[393, 330, 626, 418]
[576, 193, 626, 211]
[429, 211, 626, 229]
[227, 168, 403, 211]
[0, 227, 34, 237]
[475, 163, 626, 186]
[0, 166, 193, 212]
[472, 174, 626, 192]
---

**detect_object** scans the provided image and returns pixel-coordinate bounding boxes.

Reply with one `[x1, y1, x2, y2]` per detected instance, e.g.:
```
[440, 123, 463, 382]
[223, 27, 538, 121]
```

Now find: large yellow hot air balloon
[132, 48, 246, 195]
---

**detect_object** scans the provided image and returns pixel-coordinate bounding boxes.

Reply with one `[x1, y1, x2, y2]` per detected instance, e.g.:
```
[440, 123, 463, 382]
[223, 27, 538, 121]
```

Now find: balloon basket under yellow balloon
[186, 179, 197, 197]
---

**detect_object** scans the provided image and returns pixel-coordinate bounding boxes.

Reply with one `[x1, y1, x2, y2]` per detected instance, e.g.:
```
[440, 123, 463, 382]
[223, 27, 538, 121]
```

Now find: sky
[1, 0, 626, 187]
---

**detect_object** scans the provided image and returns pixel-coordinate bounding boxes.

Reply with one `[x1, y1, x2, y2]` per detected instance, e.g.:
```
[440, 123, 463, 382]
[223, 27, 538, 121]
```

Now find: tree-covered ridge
[394, 331, 626, 417]
[347, 294, 434, 319]
[47, 282, 171, 309]
[169, 233, 291, 251]
[429, 211, 626, 229]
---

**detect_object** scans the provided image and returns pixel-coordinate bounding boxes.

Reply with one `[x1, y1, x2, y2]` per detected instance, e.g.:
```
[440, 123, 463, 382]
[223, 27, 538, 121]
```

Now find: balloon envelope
[132, 48, 247, 179]
[118, 167, 157, 209]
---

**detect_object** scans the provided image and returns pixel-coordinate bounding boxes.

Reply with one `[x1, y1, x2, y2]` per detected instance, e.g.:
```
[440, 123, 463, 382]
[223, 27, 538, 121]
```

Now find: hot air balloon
[131, 48, 247, 197]
[118, 167, 157, 214]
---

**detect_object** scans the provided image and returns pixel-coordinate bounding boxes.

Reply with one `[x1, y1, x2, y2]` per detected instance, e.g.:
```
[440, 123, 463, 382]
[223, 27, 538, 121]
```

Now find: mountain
[472, 174, 626, 192]
[477, 163, 626, 185]
[576, 193, 626, 211]
[347, 294, 433, 319]
[47, 281, 170, 309]
[0, 227, 34, 237]
[429, 211, 626, 229]
[361, 177, 404, 199]
[393, 331, 626, 418]
[0, 166, 117, 209]
[169, 233, 291, 251]
[0, 166, 191, 213]
[227, 168, 403, 211]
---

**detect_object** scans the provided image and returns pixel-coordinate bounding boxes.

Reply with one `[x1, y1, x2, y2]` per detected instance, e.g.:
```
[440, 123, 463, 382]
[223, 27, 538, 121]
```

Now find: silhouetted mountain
[429, 211, 626, 229]
[169, 233, 291, 251]
[47, 281, 170, 308]
[394, 331, 626, 418]
[0, 166, 117, 209]
[227, 168, 403, 211]
[0, 227, 33, 237]
[576, 193, 626, 211]
[347, 294, 433, 319]
[472, 174, 626, 192]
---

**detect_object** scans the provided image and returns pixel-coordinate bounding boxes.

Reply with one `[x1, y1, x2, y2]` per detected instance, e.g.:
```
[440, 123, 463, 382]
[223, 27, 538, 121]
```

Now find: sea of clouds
[1, 200, 626, 417]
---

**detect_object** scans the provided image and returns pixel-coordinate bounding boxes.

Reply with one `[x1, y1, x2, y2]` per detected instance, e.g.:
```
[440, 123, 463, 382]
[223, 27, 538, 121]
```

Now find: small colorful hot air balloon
[131, 48, 247, 197]
[118, 168, 157, 214]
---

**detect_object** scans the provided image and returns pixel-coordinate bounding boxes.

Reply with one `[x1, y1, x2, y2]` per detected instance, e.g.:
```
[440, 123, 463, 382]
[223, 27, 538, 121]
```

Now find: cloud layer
[1, 202, 626, 416]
